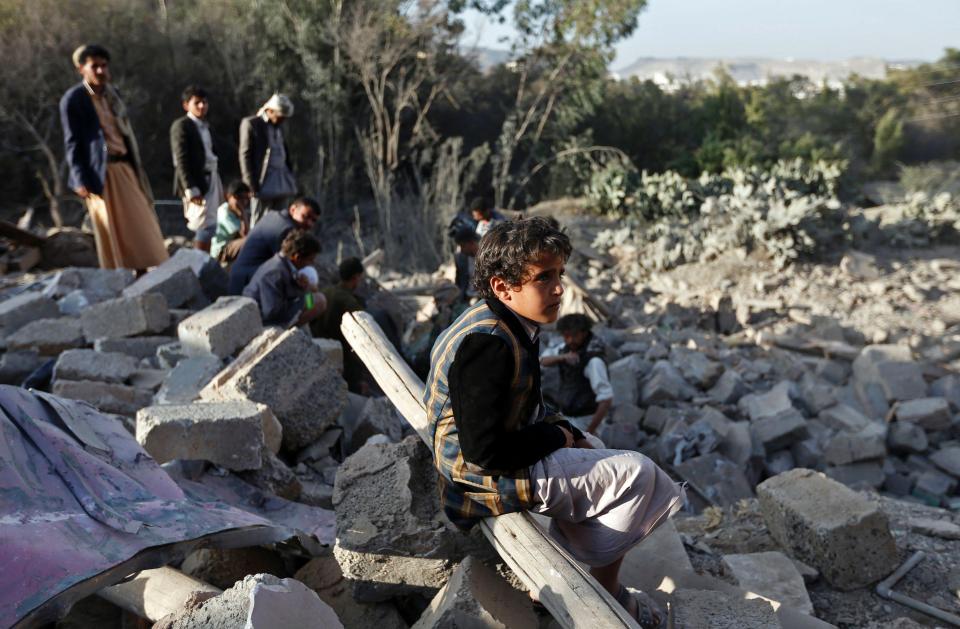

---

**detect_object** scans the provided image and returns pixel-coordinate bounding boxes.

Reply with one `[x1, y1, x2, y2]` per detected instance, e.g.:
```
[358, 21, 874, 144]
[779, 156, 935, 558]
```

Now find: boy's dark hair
[72, 44, 110, 68]
[339, 257, 364, 281]
[281, 229, 321, 259]
[181, 85, 208, 102]
[474, 217, 572, 300]
[557, 313, 593, 334]
[226, 180, 250, 198]
[453, 225, 479, 245]
[469, 196, 492, 216]
[291, 196, 320, 215]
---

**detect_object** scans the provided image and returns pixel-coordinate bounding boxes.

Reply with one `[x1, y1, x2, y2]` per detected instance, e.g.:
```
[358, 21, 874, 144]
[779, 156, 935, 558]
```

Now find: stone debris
[136, 401, 282, 470]
[670, 588, 780, 629]
[0, 292, 59, 335]
[123, 265, 204, 309]
[341, 395, 405, 454]
[81, 293, 170, 341]
[757, 468, 899, 590]
[294, 556, 408, 629]
[94, 335, 177, 360]
[178, 296, 263, 359]
[7, 317, 86, 355]
[238, 449, 301, 500]
[52, 349, 138, 384]
[52, 379, 154, 416]
[852, 344, 927, 403]
[313, 337, 344, 374]
[721, 551, 814, 614]
[894, 397, 953, 431]
[412, 556, 538, 629]
[154, 353, 222, 405]
[180, 548, 288, 590]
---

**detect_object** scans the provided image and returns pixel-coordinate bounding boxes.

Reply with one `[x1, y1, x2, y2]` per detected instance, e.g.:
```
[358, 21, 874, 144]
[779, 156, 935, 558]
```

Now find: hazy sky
[460, 0, 959, 69]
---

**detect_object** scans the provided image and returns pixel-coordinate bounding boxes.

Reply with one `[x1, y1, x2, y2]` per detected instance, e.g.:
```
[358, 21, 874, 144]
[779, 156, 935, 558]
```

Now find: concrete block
[895, 397, 952, 431]
[823, 423, 887, 466]
[757, 468, 899, 590]
[123, 266, 203, 309]
[739, 381, 794, 422]
[42, 267, 133, 300]
[342, 396, 405, 454]
[201, 328, 347, 451]
[609, 354, 641, 406]
[671, 589, 779, 629]
[53, 379, 153, 416]
[136, 401, 282, 470]
[930, 374, 960, 411]
[826, 462, 885, 490]
[313, 337, 344, 373]
[95, 336, 176, 360]
[7, 318, 86, 355]
[819, 404, 871, 433]
[412, 556, 538, 629]
[154, 353, 222, 405]
[178, 296, 262, 358]
[750, 408, 808, 453]
[931, 446, 960, 478]
[853, 344, 927, 402]
[670, 347, 722, 389]
[81, 293, 170, 341]
[0, 292, 59, 335]
[722, 551, 813, 614]
[238, 449, 301, 500]
[156, 341, 188, 369]
[641, 360, 694, 404]
[708, 369, 747, 404]
[53, 349, 138, 384]
[160, 247, 229, 302]
[0, 350, 45, 385]
[887, 422, 929, 454]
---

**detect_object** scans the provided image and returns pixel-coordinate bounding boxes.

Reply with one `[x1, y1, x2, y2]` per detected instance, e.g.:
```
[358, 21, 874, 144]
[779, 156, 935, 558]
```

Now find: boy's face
[183, 95, 209, 119]
[290, 253, 316, 270]
[228, 192, 250, 213]
[562, 330, 588, 351]
[471, 208, 490, 222]
[491, 252, 565, 324]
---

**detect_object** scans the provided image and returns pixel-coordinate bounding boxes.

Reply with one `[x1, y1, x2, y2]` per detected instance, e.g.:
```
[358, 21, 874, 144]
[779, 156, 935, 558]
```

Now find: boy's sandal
[616, 584, 666, 629]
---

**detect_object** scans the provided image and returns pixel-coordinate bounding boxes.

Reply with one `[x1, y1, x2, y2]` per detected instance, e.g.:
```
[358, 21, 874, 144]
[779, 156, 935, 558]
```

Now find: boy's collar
[485, 298, 540, 346]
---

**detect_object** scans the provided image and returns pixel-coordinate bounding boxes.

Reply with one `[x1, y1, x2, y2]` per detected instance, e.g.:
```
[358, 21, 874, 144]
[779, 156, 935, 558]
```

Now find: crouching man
[243, 229, 326, 328]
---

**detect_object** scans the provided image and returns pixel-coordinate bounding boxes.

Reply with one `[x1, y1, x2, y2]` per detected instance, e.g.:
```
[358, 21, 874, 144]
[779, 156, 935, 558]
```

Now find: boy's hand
[557, 426, 575, 448]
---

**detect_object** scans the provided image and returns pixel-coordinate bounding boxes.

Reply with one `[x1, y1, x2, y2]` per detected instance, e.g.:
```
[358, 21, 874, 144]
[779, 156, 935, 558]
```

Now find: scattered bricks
[671, 589, 779, 629]
[180, 547, 287, 590]
[708, 369, 747, 404]
[136, 401, 281, 470]
[123, 266, 203, 309]
[201, 328, 347, 451]
[7, 318, 86, 355]
[853, 344, 927, 402]
[912, 470, 956, 506]
[931, 446, 960, 478]
[313, 337, 344, 373]
[887, 422, 929, 455]
[826, 462, 885, 490]
[824, 424, 887, 466]
[412, 556, 538, 629]
[641, 360, 694, 404]
[154, 354, 222, 405]
[608, 354, 641, 407]
[895, 397, 952, 431]
[739, 381, 794, 422]
[81, 293, 170, 341]
[294, 556, 407, 629]
[819, 404, 871, 433]
[95, 336, 176, 360]
[0, 350, 45, 385]
[721, 551, 813, 615]
[239, 450, 301, 500]
[0, 292, 59, 335]
[53, 380, 153, 416]
[178, 296, 262, 359]
[53, 349, 138, 384]
[750, 408, 808, 454]
[669, 347, 722, 389]
[757, 468, 899, 590]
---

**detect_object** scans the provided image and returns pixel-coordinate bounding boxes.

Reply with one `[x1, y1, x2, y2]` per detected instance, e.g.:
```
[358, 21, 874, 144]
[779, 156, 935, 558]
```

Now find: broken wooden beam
[0, 220, 46, 247]
[341, 310, 639, 628]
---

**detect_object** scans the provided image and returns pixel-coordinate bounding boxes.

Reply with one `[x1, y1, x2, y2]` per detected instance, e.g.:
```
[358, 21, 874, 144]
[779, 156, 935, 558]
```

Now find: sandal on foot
[616, 585, 666, 629]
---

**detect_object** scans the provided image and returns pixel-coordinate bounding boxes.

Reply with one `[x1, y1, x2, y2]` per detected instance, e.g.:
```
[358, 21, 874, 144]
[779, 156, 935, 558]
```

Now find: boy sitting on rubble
[210, 180, 251, 265]
[540, 313, 613, 438]
[424, 217, 683, 627]
[243, 229, 326, 328]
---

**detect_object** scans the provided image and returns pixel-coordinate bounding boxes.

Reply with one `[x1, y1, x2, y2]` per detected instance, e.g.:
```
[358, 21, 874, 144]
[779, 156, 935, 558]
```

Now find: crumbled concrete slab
[931, 447, 960, 477]
[722, 551, 814, 615]
[823, 424, 886, 466]
[675, 453, 755, 506]
[670, 346, 723, 389]
[739, 381, 794, 422]
[818, 404, 870, 433]
[7, 317, 86, 355]
[0, 292, 59, 335]
[894, 397, 953, 431]
[887, 422, 929, 454]
[853, 344, 927, 402]
[671, 588, 780, 628]
[123, 265, 204, 309]
[81, 293, 170, 341]
[709, 369, 747, 404]
[178, 296, 263, 358]
[136, 401, 281, 470]
[751, 409, 808, 453]
[757, 468, 899, 590]
[52, 379, 153, 416]
[94, 336, 177, 360]
[52, 349, 138, 384]
[412, 556, 538, 629]
[294, 556, 407, 629]
[907, 517, 960, 540]
[154, 353, 222, 405]
[642, 360, 695, 403]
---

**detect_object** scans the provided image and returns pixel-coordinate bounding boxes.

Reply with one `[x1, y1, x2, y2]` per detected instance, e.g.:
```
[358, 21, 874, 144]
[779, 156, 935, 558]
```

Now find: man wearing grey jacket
[239, 94, 296, 227]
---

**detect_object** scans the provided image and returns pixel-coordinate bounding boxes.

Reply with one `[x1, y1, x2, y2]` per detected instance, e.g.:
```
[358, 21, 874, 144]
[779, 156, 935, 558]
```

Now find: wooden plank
[99, 567, 220, 621]
[341, 311, 639, 629]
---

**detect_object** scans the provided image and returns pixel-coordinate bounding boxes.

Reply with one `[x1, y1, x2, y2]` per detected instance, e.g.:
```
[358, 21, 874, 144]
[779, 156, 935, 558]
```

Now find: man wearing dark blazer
[239, 94, 295, 227]
[170, 85, 222, 252]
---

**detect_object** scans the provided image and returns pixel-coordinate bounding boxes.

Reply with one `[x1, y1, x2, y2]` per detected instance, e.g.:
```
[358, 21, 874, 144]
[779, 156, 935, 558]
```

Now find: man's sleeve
[170, 119, 197, 195]
[238, 117, 257, 192]
[449, 334, 566, 470]
[60, 92, 89, 190]
[584, 357, 614, 402]
[250, 269, 293, 327]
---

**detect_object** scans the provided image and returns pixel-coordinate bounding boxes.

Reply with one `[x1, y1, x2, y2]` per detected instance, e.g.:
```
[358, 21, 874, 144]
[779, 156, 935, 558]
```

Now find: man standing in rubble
[60, 44, 168, 272]
[239, 94, 296, 227]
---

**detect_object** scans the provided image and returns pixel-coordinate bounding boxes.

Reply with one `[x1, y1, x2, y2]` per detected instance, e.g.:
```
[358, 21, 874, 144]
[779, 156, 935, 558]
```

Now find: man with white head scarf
[239, 93, 296, 226]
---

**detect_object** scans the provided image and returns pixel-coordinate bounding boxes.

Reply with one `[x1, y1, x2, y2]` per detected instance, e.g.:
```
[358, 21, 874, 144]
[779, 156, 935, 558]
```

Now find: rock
[157, 341, 189, 369]
[333, 436, 466, 601]
[887, 422, 929, 454]
[608, 354, 642, 406]
[931, 447, 960, 477]
[790, 438, 824, 470]
[895, 397, 952, 431]
[42, 267, 133, 299]
[840, 250, 881, 280]
[136, 401, 282, 469]
[823, 424, 887, 466]
[123, 266, 204, 309]
[180, 547, 288, 590]
[819, 404, 870, 432]
[342, 396, 405, 454]
[154, 354, 222, 405]
[154, 573, 342, 629]
[52, 349, 138, 384]
[313, 337, 344, 373]
[913, 470, 957, 506]
[708, 369, 747, 404]
[131, 368, 167, 391]
[201, 328, 347, 451]
[0, 292, 59, 335]
[412, 556, 538, 629]
[674, 453, 754, 507]
[53, 380, 153, 416]
[757, 468, 899, 590]
[94, 336, 177, 360]
[238, 450, 302, 500]
[294, 556, 407, 629]
[825, 462, 885, 490]
[907, 517, 960, 540]
[796, 374, 836, 415]
[853, 344, 927, 402]
[642, 405, 675, 434]
[739, 381, 795, 422]
[600, 404, 644, 449]
[930, 375, 960, 411]
[0, 350, 45, 385]
[178, 296, 263, 359]
[671, 589, 779, 629]
[7, 317, 86, 355]
[750, 408, 808, 453]
[641, 360, 694, 404]
[721, 551, 813, 614]
[161, 247, 230, 302]
[81, 293, 170, 341]
[669, 347, 722, 389]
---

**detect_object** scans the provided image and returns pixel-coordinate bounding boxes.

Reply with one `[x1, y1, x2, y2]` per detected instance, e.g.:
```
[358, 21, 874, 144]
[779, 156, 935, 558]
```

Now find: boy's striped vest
[424, 299, 542, 529]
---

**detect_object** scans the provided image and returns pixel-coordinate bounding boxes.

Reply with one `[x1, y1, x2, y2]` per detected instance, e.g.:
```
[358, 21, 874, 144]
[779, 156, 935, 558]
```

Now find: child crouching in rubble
[424, 217, 684, 627]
